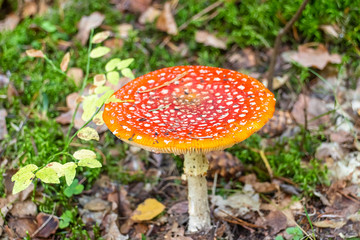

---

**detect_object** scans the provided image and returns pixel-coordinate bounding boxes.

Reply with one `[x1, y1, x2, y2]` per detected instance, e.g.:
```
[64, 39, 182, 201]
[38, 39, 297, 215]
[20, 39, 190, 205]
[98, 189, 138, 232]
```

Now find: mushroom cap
[103, 66, 276, 155]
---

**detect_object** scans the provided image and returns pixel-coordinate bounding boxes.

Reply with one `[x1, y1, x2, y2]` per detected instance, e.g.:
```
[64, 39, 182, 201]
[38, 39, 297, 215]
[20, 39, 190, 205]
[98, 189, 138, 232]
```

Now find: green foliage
[286, 227, 304, 240]
[64, 179, 84, 197]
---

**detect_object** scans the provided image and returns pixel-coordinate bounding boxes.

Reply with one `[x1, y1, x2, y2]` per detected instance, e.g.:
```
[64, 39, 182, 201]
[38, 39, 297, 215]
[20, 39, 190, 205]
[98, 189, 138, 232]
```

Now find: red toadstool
[103, 65, 276, 232]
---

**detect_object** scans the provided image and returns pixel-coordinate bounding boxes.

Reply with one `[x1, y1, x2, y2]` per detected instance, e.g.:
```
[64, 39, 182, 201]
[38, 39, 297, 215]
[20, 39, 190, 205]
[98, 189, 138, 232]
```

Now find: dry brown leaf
[117, 0, 152, 13]
[265, 211, 287, 235]
[228, 48, 256, 69]
[9, 200, 37, 217]
[92, 31, 112, 44]
[320, 25, 340, 38]
[139, 6, 161, 24]
[76, 12, 105, 45]
[26, 49, 45, 58]
[0, 13, 20, 32]
[35, 213, 59, 238]
[103, 213, 128, 240]
[7, 218, 37, 238]
[0, 109, 8, 140]
[195, 31, 227, 49]
[156, 2, 178, 35]
[67, 67, 83, 87]
[84, 198, 110, 212]
[285, 44, 341, 70]
[118, 23, 133, 39]
[22, 1, 37, 17]
[60, 52, 71, 72]
[104, 38, 124, 49]
[313, 219, 346, 228]
[131, 198, 165, 221]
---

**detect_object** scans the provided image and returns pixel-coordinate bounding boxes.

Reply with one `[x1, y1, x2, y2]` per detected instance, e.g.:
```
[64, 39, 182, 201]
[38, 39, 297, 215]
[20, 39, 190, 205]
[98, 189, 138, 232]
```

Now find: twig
[266, 0, 310, 92]
[219, 209, 264, 230]
[138, 71, 188, 93]
[31, 203, 56, 238]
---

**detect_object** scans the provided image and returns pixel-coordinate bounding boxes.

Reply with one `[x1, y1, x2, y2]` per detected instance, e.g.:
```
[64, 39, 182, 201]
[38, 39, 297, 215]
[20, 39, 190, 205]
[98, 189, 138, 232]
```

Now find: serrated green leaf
[105, 58, 121, 72]
[73, 149, 97, 160]
[90, 47, 110, 58]
[117, 58, 134, 70]
[78, 158, 102, 168]
[95, 90, 114, 107]
[12, 171, 35, 194]
[46, 162, 64, 177]
[77, 127, 99, 141]
[106, 71, 120, 85]
[82, 95, 98, 121]
[92, 31, 111, 44]
[63, 162, 77, 186]
[12, 164, 38, 182]
[121, 68, 135, 79]
[59, 210, 73, 228]
[36, 167, 60, 184]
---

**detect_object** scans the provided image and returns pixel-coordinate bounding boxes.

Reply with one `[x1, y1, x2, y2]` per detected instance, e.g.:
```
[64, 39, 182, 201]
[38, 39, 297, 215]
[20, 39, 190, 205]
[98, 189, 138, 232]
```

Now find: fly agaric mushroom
[103, 65, 275, 232]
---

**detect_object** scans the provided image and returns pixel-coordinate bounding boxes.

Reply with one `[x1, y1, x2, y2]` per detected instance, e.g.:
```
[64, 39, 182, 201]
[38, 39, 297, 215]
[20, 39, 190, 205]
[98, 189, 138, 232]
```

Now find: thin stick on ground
[266, 0, 310, 92]
[31, 204, 56, 238]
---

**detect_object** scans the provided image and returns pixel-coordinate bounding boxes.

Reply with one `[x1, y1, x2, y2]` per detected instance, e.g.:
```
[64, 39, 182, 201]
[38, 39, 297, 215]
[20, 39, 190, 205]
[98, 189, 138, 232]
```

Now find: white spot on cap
[238, 85, 245, 90]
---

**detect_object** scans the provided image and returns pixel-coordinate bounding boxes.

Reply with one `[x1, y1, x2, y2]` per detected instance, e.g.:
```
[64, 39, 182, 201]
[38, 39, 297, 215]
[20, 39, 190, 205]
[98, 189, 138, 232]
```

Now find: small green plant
[286, 227, 304, 240]
[63, 179, 84, 197]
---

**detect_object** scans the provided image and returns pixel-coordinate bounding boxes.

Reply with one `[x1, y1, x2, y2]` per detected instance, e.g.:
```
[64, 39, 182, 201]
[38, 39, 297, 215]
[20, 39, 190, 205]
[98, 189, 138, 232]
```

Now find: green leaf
[116, 58, 134, 70]
[36, 167, 60, 184]
[89, 47, 110, 58]
[95, 90, 114, 107]
[63, 162, 77, 186]
[95, 86, 111, 95]
[121, 68, 135, 79]
[92, 31, 111, 44]
[46, 162, 64, 177]
[78, 158, 102, 168]
[12, 164, 38, 182]
[105, 58, 121, 72]
[12, 171, 35, 194]
[59, 210, 74, 229]
[82, 95, 98, 121]
[64, 179, 84, 197]
[106, 71, 120, 85]
[73, 149, 97, 160]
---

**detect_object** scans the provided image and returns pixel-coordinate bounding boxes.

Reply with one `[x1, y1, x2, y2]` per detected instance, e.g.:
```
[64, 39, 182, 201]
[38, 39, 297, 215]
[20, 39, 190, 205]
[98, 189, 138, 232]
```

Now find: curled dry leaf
[195, 31, 227, 49]
[0, 13, 20, 32]
[76, 12, 105, 45]
[131, 198, 165, 222]
[77, 126, 100, 141]
[60, 52, 71, 72]
[313, 219, 346, 228]
[67, 67, 83, 87]
[26, 49, 45, 58]
[284, 43, 341, 70]
[139, 6, 161, 24]
[35, 213, 59, 238]
[0, 109, 8, 140]
[156, 2, 178, 35]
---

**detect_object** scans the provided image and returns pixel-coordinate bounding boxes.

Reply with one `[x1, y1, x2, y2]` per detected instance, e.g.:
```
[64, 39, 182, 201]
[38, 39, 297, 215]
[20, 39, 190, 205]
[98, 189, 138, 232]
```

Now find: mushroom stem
[184, 152, 211, 232]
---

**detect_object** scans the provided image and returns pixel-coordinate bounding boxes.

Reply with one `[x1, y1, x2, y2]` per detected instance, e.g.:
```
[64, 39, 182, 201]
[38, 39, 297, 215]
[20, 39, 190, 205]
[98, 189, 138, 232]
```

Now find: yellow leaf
[26, 49, 44, 58]
[63, 162, 77, 186]
[90, 46, 110, 58]
[77, 127, 99, 141]
[93, 74, 106, 86]
[93, 111, 104, 125]
[36, 167, 60, 184]
[121, 68, 135, 79]
[105, 58, 121, 72]
[46, 162, 64, 177]
[73, 149, 96, 160]
[60, 52, 71, 72]
[106, 71, 120, 85]
[82, 95, 98, 121]
[92, 31, 111, 44]
[78, 158, 102, 168]
[131, 198, 165, 221]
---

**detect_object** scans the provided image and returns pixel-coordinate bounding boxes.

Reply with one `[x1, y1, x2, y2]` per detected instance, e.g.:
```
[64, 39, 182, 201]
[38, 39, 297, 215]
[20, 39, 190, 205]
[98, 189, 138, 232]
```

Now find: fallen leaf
[168, 201, 188, 215]
[139, 6, 161, 24]
[156, 2, 178, 35]
[103, 213, 128, 240]
[265, 211, 287, 235]
[118, 23, 133, 39]
[0, 109, 8, 140]
[104, 38, 124, 49]
[84, 198, 110, 212]
[77, 126, 100, 141]
[22, 1, 37, 17]
[284, 44, 341, 70]
[117, 0, 152, 13]
[195, 31, 227, 49]
[313, 219, 346, 228]
[67, 67, 83, 87]
[92, 31, 112, 44]
[10, 200, 37, 217]
[131, 198, 165, 221]
[26, 49, 45, 58]
[76, 12, 105, 45]
[7, 217, 37, 238]
[228, 48, 256, 69]
[0, 13, 20, 32]
[320, 25, 340, 38]
[35, 213, 59, 238]
[60, 52, 71, 72]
